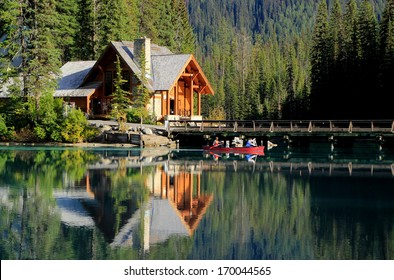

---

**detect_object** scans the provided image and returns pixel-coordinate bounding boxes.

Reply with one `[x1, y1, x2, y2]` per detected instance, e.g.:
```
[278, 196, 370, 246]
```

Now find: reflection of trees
[192, 171, 312, 259]
[0, 149, 100, 259]
[106, 165, 150, 240]
[310, 177, 394, 259]
[0, 149, 98, 188]
[2, 148, 394, 260]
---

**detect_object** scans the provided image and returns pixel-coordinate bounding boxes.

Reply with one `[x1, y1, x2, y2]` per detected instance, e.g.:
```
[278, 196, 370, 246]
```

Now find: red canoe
[203, 145, 265, 155]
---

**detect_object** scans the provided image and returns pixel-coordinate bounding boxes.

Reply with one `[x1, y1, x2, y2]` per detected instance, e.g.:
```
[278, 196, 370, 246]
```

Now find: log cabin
[55, 38, 214, 121]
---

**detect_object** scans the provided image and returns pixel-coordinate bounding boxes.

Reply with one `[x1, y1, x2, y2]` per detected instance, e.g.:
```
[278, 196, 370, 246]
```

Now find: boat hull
[203, 146, 265, 155]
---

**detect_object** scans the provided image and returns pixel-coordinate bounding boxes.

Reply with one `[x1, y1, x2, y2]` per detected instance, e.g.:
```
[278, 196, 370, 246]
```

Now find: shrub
[0, 115, 8, 137]
[61, 109, 90, 143]
[126, 107, 153, 124]
[0, 114, 15, 141]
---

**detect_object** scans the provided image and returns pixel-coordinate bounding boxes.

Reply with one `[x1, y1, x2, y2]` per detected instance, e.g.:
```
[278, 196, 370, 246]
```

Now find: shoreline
[0, 142, 139, 148]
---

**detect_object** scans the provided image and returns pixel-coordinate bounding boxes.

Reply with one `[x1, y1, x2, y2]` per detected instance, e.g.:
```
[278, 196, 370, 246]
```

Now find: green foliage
[310, 0, 394, 119]
[55, 0, 79, 63]
[0, 114, 12, 140]
[112, 55, 132, 131]
[61, 108, 94, 143]
[126, 107, 152, 124]
[134, 47, 151, 109]
[97, 0, 138, 54]
[207, 106, 226, 120]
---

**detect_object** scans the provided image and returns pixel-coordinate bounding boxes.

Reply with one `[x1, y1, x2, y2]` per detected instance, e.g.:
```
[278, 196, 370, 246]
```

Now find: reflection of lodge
[112, 162, 213, 250]
[53, 159, 213, 251]
[145, 163, 213, 241]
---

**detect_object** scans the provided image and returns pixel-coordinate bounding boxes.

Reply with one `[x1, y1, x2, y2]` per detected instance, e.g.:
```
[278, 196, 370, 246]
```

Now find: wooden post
[197, 91, 201, 115]
[86, 97, 90, 115]
[190, 75, 194, 117]
[174, 85, 178, 115]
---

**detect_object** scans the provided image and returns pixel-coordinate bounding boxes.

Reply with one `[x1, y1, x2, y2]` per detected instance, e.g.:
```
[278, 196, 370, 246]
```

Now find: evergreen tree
[244, 42, 263, 119]
[134, 48, 150, 108]
[97, 0, 138, 54]
[0, 0, 26, 86]
[283, 45, 297, 119]
[138, 0, 160, 43]
[1, 0, 63, 140]
[75, 0, 98, 60]
[171, 0, 196, 54]
[224, 39, 240, 120]
[24, 0, 63, 140]
[112, 55, 132, 131]
[54, 0, 79, 63]
[310, 0, 330, 118]
[328, 0, 346, 117]
[379, 0, 394, 117]
[357, 0, 379, 118]
[155, 0, 175, 51]
[329, 0, 345, 64]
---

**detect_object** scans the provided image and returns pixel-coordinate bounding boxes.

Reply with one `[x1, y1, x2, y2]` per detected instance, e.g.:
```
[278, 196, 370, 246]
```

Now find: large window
[105, 70, 131, 96]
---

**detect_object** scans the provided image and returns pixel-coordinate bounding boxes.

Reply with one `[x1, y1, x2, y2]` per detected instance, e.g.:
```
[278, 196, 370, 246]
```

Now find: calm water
[1, 144, 394, 260]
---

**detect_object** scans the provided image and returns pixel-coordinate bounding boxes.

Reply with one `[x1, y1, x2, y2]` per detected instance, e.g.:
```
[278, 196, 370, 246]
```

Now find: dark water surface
[1, 144, 393, 260]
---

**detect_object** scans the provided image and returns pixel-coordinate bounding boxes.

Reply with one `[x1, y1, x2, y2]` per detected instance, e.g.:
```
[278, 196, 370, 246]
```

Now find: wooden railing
[167, 119, 394, 134]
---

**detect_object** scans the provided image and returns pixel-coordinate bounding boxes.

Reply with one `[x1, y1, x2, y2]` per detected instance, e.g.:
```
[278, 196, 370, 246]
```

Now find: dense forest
[187, 0, 393, 119]
[1, 0, 394, 142]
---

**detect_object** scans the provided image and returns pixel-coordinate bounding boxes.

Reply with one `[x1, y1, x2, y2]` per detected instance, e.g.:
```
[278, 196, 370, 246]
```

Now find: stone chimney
[134, 37, 151, 78]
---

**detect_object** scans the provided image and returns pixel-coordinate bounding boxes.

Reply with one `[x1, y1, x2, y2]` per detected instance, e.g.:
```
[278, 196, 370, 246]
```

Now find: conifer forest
[1, 0, 394, 141]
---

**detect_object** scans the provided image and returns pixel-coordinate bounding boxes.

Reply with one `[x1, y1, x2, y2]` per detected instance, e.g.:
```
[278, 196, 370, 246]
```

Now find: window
[122, 70, 131, 91]
[105, 71, 113, 96]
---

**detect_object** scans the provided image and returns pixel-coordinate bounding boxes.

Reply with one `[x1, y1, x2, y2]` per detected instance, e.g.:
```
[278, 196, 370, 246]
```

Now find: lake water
[1, 144, 394, 260]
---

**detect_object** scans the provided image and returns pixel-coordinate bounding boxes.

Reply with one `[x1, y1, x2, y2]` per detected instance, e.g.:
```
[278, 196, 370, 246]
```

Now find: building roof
[1, 40, 213, 98]
[54, 61, 97, 97]
[151, 54, 191, 91]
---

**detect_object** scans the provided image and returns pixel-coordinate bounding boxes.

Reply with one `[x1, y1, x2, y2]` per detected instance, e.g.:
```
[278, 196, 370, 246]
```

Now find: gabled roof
[109, 41, 154, 91]
[84, 41, 175, 92]
[2, 40, 214, 98]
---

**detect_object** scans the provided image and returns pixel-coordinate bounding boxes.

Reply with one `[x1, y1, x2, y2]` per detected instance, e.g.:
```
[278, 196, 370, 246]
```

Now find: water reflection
[50, 149, 213, 252]
[0, 146, 394, 260]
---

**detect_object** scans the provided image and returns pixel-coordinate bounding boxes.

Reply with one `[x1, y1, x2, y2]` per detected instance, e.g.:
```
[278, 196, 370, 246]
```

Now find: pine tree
[329, 0, 345, 64]
[138, 0, 160, 42]
[328, 0, 346, 117]
[0, 0, 63, 140]
[156, 0, 175, 50]
[97, 0, 138, 54]
[25, 0, 62, 139]
[379, 0, 394, 117]
[224, 39, 240, 120]
[0, 0, 26, 86]
[344, 0, 359, 66]
[171, 0, 196, 54]
[357, 0, 379, 118]
[112, 55, 132, 131]
[54, 0, 78, 63]
[134, 47, 150, 108]
[310, 0, 330, 118]
[75, 0, 97, 60]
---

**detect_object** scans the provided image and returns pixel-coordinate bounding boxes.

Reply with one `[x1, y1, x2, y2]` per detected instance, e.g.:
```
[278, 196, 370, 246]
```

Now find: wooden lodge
[55, 38, 214, 121]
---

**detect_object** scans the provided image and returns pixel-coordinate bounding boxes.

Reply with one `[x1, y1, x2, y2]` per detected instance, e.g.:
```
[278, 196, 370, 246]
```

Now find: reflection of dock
[195, 160, 394, 178]
[88, 148, 171, 169]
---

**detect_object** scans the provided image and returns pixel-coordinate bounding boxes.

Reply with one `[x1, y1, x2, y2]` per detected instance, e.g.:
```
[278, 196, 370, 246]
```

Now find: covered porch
[151, 55, 214, 121]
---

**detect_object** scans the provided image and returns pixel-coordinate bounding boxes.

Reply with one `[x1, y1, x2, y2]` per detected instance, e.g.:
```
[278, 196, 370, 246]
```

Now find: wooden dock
[166, 119, 394, 146]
